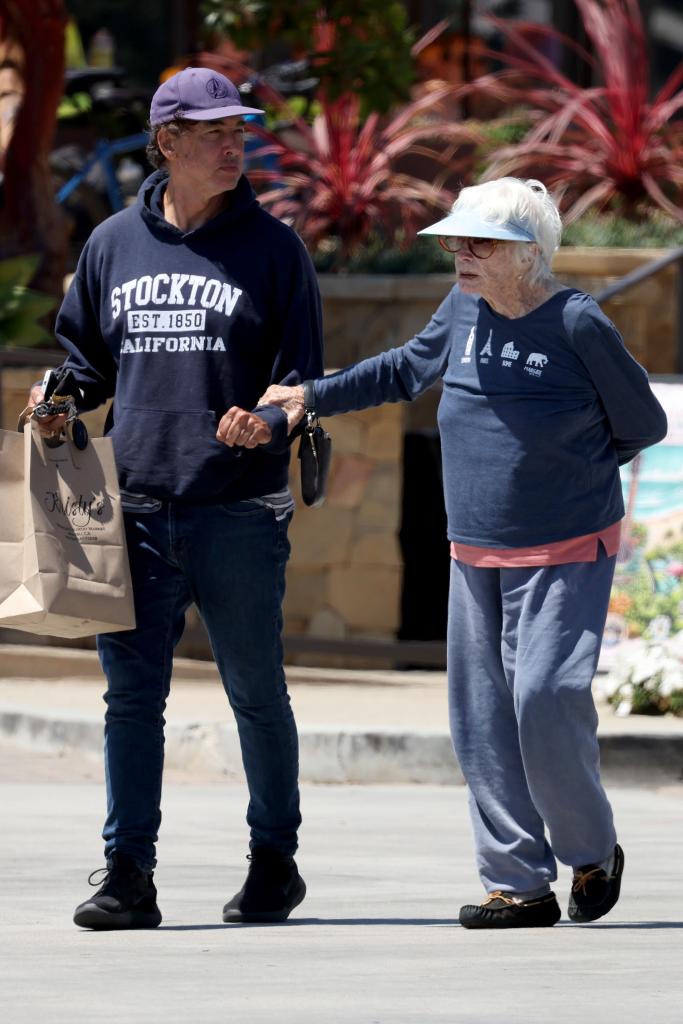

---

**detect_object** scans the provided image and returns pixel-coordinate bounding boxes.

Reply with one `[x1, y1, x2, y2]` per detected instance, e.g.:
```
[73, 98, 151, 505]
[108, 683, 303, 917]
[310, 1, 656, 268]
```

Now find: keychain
[18, 367, 89, 450]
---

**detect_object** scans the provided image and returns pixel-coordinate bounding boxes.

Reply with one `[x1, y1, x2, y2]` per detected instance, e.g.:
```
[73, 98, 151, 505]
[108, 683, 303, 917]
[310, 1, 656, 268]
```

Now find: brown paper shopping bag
[0, 421, 136, 637]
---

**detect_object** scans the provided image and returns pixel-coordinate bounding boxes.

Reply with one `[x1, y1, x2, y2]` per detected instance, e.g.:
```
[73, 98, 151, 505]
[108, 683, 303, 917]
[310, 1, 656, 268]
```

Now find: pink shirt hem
[450, 520, 622, 567]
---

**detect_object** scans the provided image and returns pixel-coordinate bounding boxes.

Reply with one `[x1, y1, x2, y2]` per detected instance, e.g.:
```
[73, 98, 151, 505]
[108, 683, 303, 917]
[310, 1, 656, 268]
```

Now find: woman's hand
[216, 408, 272, 448]
[257, 384, 306, 435]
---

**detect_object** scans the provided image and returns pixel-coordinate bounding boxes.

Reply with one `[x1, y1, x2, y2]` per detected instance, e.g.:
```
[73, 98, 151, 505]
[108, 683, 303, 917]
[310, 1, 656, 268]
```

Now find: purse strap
[302, 380, 317, 432]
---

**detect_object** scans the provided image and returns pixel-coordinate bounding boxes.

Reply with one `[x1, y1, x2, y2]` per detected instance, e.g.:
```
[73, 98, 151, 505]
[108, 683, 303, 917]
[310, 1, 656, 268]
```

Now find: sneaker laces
[86, 859, 143, 890]
[87, 867, 111, 888]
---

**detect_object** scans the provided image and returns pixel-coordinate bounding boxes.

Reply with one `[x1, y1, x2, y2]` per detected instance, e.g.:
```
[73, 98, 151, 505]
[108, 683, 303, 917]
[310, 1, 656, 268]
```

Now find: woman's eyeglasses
[438, 236, 501, 259]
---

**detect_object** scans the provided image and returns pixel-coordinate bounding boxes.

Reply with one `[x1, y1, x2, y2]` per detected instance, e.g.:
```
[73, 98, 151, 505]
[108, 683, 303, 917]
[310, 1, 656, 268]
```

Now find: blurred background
[2, 3, 683, 712]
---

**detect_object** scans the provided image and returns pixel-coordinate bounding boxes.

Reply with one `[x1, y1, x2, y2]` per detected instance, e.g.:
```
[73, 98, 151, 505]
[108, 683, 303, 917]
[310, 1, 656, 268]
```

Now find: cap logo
[205, 76, 230, 99]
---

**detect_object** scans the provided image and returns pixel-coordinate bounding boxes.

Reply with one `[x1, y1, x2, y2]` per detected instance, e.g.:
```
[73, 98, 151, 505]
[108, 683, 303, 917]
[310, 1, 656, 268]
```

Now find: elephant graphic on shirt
[526, 352, 548, 368]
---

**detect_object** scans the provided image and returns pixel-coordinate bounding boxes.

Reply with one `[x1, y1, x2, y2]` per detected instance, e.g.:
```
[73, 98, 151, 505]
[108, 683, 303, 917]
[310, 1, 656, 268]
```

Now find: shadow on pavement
[570, 921, 683, 929]
[155, 918, 683, 931]
[158, 917, 458, 930]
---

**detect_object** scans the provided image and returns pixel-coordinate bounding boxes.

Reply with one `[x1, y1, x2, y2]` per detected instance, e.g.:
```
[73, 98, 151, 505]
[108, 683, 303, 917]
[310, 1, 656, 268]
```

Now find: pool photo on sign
[601, 383, 683, 715]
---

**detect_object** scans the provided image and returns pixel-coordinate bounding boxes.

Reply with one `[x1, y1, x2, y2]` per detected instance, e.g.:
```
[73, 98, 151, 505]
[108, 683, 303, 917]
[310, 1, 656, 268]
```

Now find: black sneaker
[459, 890, 561, 929]
[73, 852, 162, 930]
[568, 843, 624, 923]
[222, 848, 306, 923]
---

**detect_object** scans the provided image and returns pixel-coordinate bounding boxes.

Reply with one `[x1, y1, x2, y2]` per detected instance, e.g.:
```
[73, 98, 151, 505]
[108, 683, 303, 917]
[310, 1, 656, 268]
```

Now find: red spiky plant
[248, 87, 480, 263]
[473, 0, 683, 222]
[239, 16, 480, 264]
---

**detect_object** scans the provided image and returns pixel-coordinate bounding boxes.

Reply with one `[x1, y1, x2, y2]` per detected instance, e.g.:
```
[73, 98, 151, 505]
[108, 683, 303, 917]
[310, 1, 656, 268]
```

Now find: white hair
[451, 177, 562, 267]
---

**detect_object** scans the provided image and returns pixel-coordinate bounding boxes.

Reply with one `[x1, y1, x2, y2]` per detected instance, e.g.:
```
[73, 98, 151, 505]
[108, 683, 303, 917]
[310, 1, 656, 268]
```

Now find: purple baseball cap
[150, 67, 264, 126]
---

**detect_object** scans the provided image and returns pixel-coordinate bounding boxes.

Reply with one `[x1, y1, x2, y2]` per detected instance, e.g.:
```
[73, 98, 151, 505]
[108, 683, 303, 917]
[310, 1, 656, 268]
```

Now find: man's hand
[257, 384, 305, 435]
[26, 385, 69, 438]
[216, 407, 273, 448]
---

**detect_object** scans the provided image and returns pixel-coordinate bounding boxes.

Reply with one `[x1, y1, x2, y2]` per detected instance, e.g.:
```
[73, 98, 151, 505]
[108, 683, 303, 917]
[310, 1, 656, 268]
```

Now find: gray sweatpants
[447, 547, 617, 894]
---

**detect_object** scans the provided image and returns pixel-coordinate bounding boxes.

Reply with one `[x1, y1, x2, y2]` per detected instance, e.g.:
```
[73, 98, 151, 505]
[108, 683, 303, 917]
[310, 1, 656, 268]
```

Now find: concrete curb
[593, 733, 683, 786]
[0, 708, 462, 785]
[2, 707, 683, 786]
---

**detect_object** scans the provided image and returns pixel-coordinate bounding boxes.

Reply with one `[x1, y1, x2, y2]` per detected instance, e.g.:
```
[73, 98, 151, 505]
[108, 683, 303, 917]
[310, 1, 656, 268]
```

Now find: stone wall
[320, 274, 455, 367]
[320, 249, 680, 374]
[284, 403, 403, 654]
[551, 248, 679, 373]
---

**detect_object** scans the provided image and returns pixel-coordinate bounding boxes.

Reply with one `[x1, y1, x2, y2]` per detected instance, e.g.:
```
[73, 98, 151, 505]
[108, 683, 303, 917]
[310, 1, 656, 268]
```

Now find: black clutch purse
[297, 382, 331, 508]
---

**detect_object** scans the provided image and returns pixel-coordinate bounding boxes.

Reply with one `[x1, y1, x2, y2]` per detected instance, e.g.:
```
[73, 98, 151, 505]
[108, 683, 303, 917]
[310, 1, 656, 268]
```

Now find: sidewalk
[1, 643, 682, 785]
[4, 757, 683, 1023]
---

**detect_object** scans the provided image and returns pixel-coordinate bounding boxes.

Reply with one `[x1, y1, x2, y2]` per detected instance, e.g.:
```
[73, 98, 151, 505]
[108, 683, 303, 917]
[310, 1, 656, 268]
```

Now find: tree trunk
[0, 1, 68, 298]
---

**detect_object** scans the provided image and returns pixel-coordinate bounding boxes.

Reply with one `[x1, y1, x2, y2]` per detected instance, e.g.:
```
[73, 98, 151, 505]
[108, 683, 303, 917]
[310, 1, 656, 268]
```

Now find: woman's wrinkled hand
[257, 384, 306, 435]
[216, 407, 273, 448]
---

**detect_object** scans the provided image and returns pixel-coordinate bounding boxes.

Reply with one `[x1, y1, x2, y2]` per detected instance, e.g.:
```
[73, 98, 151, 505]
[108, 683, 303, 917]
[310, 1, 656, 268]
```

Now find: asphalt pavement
[2, 643, 683, 1023]
[1, 742, 682, 1024]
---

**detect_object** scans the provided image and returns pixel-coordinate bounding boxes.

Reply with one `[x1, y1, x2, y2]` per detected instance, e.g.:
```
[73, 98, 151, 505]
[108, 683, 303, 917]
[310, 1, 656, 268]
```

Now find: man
[29, 67, 323, 929]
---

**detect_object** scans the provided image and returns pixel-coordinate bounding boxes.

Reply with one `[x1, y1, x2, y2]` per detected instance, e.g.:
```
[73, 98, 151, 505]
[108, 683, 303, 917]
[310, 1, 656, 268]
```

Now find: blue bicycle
[55, 131, 149, 214]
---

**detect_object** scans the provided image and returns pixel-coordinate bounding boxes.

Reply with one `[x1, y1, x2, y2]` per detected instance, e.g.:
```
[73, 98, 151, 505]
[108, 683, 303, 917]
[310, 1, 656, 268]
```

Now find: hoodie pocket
[110, 406, 243, 496]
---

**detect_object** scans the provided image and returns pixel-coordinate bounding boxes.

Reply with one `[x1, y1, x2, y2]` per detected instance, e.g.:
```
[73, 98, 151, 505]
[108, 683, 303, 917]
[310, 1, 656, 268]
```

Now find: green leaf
[0, 311, 52, 347]
[0, 254, 41, 288]
[0, 259, 58, 347]
[58, 91, 93, 120]
[200, 0, 414, 114]
[9, 287, 56, 320]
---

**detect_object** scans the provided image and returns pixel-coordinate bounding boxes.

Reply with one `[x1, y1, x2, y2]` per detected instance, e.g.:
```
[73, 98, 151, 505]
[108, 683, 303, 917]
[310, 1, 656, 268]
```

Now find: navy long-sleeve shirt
[311, 286, 667, 548]
[55, 170, 324, 503]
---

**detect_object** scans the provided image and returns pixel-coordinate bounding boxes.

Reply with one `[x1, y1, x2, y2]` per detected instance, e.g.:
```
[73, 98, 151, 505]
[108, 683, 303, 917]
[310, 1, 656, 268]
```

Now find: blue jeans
[96, 500, 300, 868]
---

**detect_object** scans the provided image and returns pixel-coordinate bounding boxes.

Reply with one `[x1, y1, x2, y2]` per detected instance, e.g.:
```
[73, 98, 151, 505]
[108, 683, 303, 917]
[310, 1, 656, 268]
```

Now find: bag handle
[17, 405, 33, 433]
[18, 405, 89, 453]
[297, 380, 331, 509]
[302, 380, 319, 433]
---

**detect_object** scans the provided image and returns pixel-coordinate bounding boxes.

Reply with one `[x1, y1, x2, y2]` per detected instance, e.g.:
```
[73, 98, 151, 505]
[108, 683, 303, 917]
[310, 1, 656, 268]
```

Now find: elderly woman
[218, 177, 667, 928]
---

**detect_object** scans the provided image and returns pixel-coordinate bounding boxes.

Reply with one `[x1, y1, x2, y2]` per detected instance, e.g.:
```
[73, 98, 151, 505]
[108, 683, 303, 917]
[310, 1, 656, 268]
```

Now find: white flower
[605, 632, 683, 714]
[631, 654, 663, 684]
[648, 615, 672, 641]
[600, 675, 623, 697]
[611, 639, 647, 682]
[658, 665, 683, 696]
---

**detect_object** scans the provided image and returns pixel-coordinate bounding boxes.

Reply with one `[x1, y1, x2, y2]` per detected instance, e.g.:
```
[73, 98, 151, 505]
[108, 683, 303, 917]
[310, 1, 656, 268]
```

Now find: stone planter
[319, 248, 680, 373]
[551, 247, 679, 373]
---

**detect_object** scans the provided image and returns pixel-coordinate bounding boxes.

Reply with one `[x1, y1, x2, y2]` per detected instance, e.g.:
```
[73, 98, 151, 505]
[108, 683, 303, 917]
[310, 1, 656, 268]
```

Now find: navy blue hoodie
[56, 170, 323, 503]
